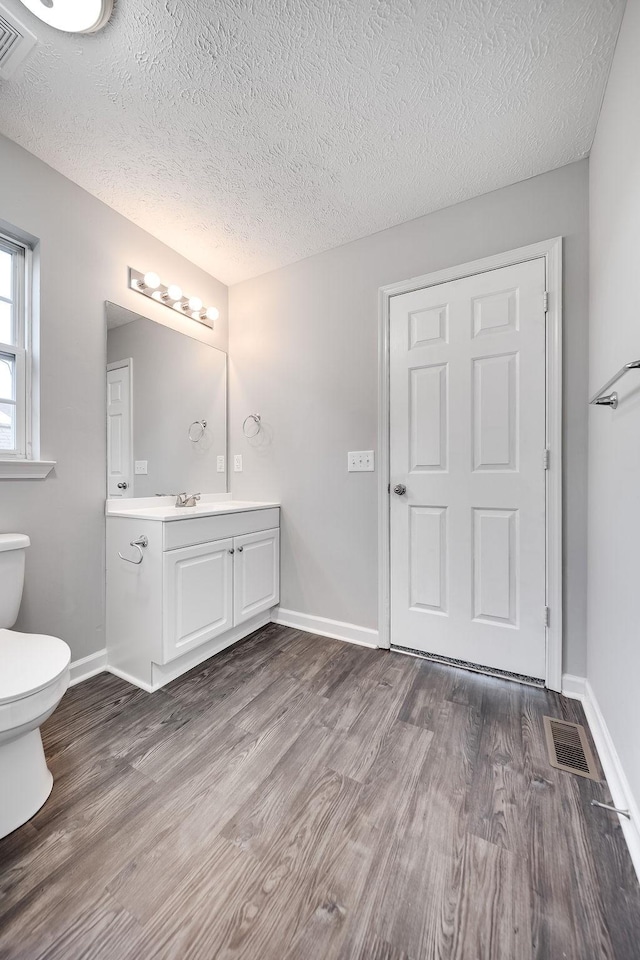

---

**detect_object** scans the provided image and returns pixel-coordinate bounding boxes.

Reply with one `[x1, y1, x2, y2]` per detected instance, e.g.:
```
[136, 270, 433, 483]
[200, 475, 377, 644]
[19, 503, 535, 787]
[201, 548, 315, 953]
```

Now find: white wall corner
[563, 673, 640, 883]
[582, 679, 640, 883]
[69, 648, 107, 686]
[272, 608, 379, 649]
[561, 673, 587, 699]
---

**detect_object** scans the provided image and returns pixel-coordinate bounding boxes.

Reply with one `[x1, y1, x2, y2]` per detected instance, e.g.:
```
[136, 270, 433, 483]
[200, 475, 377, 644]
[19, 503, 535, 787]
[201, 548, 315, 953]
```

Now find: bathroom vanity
[106, 497, 280, 691]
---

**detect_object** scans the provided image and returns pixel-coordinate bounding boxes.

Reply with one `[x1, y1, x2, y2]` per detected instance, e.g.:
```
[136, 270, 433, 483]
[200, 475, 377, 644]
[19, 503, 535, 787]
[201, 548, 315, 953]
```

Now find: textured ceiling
[0, 0, 625, 284]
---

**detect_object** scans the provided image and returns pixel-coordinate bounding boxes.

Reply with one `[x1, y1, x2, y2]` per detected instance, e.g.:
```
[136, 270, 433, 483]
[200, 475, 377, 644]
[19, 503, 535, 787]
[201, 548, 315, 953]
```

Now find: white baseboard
[107, 663, 155, 694]
[69, 648, 107, 686]
[272, 607, 379, 648]
[562, 672, 640, 883]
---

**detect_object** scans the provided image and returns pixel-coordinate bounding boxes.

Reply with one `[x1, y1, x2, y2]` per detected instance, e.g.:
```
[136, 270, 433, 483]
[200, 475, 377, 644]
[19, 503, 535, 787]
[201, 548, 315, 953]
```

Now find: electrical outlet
[217, 455, 225, 473]
[233, 454, 243, 472]
[348, 450, 375, 472]
[134, 460, 148, 475]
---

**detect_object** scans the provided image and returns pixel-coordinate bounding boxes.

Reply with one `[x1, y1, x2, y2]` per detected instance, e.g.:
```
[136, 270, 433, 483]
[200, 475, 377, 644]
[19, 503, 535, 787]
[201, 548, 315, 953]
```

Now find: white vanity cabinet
[163, 538, 234, 662]
[233, 528, 280, 625]
[106, 501, 280, 691]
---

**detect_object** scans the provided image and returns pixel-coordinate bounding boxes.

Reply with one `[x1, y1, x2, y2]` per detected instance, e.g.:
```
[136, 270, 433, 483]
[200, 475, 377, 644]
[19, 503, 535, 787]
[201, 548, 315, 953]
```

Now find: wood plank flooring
[1, 624, 639, 959]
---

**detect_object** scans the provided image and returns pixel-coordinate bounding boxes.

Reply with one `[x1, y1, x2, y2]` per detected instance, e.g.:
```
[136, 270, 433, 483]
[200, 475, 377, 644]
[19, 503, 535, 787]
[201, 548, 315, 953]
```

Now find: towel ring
[118, 535, 148, 565]
[243, 413, 261, 438]
[188, 419, 207, 442]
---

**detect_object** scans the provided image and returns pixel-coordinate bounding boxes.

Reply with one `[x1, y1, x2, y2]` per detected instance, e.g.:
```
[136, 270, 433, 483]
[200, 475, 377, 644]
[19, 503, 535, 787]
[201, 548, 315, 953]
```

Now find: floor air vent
[543, 716, 599, 780]
[0, 5, 37, 79]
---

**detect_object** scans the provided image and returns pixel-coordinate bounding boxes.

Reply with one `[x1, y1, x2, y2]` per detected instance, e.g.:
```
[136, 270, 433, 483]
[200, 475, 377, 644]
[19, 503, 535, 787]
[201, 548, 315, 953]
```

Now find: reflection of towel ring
[188, 419, 207, 442]
[243, 414, 261, 438]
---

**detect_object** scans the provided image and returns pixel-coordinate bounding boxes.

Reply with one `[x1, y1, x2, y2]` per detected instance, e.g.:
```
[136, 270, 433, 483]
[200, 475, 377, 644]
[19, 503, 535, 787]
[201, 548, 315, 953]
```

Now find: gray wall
[107, 314, 227, 498]
[588, 0, 640, 808]
[0, 133, 228, 662]
[229, 160, 589, 675]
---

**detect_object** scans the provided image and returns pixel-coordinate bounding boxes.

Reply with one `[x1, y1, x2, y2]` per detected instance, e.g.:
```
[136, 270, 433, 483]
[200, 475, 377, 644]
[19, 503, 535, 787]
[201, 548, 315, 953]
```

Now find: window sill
[0, 460, 56, 479]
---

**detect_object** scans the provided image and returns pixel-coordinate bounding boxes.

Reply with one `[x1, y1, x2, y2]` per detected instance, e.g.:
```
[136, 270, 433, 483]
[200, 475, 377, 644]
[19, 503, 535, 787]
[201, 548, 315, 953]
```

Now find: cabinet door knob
[237, 546, 243, 552]
[117, 481, 128, 490]
[228, 548, 234, 554]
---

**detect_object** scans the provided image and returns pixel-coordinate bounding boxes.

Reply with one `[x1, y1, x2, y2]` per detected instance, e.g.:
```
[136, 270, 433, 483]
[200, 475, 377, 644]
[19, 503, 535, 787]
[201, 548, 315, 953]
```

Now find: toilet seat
[0, 629, 71, 705]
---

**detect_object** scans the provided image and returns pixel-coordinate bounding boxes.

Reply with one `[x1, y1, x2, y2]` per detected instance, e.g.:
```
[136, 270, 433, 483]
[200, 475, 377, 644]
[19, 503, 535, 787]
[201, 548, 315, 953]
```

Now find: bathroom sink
[106, 499, 280, 521]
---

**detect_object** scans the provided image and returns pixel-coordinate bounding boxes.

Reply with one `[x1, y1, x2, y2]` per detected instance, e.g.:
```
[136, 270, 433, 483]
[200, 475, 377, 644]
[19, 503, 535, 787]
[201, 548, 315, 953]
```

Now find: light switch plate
[217, 455, 225, 473]
[348, 450, 375, 472]
[134, 460, 148, 475]
[233, 454, 243, 472]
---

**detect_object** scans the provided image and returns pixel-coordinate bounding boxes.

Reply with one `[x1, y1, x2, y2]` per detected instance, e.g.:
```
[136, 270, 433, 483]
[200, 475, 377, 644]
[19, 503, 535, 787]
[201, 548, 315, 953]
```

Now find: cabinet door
[163, 538, 233, 663]
[233, 528, 280, 625]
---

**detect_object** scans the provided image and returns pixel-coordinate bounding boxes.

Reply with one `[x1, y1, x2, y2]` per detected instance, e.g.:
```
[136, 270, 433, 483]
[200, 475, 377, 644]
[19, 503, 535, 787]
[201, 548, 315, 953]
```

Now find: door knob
[237, 546, 244, 552]
[393, 484, 407, 496]
[117, 482, 128, 490]
[228, 548, 235, 555]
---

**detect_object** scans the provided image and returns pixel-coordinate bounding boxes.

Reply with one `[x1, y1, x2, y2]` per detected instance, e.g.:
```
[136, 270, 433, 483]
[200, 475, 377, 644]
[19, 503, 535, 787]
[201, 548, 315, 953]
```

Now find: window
[0, 232, 29, 459]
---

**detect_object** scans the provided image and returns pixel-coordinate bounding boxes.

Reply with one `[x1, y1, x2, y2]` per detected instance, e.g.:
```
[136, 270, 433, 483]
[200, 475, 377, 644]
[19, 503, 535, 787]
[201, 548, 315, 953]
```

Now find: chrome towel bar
[118, 535, 148, 564]
[590, 360, 640, 409]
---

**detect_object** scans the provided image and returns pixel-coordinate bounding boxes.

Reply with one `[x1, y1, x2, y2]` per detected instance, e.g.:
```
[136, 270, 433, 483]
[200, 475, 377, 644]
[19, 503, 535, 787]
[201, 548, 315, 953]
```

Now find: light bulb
[205, 306, 219, 322]
[188, 296, 203, 312]
[16, 0, 114, 34]
[173, 300, 185, 312]
[167, 284, 183, 301]
[191, 311, 200, 320]
[143, 272, 161, 289]
[151, 291, 162, 300]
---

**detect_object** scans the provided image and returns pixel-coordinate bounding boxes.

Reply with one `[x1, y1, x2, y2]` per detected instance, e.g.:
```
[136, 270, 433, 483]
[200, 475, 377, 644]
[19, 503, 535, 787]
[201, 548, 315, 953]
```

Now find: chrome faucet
[175, 492, 201, 507]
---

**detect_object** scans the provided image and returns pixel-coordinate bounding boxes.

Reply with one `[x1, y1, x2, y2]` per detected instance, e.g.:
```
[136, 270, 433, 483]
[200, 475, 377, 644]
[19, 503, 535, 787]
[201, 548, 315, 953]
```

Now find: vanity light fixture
[17, 0, 113, 34]
[129, 268, 218, 329]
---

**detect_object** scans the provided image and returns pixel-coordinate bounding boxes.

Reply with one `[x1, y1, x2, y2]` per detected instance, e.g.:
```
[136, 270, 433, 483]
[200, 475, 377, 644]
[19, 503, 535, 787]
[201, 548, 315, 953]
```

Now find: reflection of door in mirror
[106, 359, 133, 497]
[105, 303, 227, 498]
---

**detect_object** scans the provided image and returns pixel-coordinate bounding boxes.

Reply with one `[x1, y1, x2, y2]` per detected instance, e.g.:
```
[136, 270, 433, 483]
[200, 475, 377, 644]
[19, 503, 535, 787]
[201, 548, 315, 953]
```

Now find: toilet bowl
[0, 535, 70, 839]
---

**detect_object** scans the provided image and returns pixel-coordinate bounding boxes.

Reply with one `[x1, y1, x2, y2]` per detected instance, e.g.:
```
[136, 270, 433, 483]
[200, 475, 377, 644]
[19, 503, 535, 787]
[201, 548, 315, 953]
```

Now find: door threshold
[390, 644, 545, 688]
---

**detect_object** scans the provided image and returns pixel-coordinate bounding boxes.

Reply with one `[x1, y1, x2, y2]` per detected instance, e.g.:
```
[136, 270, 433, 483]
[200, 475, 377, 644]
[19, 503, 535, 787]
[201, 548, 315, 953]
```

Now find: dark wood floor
[1, 625, 639, 959]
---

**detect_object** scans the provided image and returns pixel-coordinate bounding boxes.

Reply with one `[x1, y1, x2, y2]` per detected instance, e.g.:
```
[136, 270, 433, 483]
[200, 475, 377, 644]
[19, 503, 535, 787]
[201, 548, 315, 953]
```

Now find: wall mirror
[105, 302, 227, 498]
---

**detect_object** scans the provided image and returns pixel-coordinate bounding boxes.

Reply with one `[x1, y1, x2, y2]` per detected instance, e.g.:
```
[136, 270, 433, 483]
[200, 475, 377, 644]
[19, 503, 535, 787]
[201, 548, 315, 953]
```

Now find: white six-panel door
[107, 361, 132, 497]
[390, 258, 547, 679]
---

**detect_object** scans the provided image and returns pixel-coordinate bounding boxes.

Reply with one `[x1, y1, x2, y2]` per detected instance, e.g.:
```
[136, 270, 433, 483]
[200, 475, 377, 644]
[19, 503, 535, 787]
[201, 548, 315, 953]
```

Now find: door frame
[106, 357, 134, 498]
[377, 237, 563, 691]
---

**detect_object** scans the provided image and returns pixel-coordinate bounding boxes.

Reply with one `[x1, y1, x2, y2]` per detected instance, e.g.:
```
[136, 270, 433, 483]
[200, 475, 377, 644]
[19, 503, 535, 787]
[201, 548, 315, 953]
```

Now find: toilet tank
[0, 534, 30, 629]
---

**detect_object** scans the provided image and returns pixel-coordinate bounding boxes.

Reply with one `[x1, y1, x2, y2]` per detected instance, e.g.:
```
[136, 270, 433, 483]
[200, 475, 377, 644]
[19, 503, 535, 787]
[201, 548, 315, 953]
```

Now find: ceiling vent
[0, 4, 36, 80]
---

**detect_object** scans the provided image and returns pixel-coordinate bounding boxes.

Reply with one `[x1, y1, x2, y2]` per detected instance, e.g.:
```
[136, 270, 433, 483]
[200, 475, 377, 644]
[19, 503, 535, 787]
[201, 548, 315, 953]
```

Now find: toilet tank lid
[0, 534, 30, 552]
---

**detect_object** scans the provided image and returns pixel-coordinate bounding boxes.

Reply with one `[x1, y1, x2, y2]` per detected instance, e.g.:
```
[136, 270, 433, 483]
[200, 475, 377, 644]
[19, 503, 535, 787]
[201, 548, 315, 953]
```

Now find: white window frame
[0, 232, 29, 458]
[0, 227, 54, 478]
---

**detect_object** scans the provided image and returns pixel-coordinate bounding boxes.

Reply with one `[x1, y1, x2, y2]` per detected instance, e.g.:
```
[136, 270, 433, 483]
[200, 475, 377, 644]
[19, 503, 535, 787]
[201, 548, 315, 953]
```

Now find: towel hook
[243, 413, 261, 438]
[188, 419, 207, 442]
[118, 535, 148, 564]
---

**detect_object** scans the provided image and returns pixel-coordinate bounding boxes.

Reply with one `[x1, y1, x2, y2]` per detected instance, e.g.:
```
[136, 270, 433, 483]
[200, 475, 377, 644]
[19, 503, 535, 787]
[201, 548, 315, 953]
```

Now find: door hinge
[543, 448, 550, 470]
[544, 606, 550, 628]
[543, 291, 549, 312]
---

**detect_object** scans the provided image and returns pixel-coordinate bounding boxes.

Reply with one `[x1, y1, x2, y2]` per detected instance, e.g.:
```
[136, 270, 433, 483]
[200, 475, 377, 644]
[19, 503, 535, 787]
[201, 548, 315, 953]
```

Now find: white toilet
[0, 534, 71, 839]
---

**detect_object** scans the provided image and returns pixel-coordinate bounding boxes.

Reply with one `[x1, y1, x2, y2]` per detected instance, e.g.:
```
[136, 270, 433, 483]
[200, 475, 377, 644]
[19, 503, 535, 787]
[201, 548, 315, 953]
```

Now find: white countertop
[106, 498, 280, 522]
